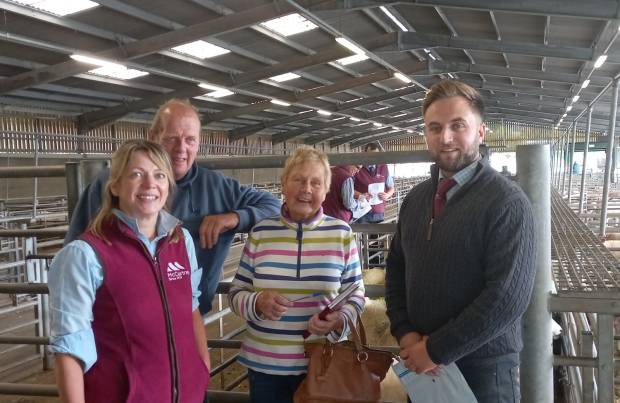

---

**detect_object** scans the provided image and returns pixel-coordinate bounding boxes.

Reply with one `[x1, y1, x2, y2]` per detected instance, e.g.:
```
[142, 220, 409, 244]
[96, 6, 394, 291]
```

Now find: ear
[109, 182, 120, 197]
[147, 129, 159, 142]
[478, 122, 486, 142]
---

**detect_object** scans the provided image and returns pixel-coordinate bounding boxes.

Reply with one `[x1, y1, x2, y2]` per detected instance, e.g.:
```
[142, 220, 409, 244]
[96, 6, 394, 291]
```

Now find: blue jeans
[248, 369, 306, 403]
[356, 211, 384, 223]
[407, 354, 521, 403]
[458, 354, 521, 403]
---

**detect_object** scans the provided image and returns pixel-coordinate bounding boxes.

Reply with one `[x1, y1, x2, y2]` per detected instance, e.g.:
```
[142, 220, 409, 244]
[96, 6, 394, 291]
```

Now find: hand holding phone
[302, 283, 360, 338]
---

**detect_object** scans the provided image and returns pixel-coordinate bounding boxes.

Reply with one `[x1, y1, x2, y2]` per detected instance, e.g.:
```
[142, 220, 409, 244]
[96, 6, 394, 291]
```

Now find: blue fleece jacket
[65, 163, 281, 314]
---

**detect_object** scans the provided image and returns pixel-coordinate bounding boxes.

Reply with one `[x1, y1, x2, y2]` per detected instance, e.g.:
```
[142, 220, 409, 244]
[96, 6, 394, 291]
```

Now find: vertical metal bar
[561, 132, 567, 193]
[579, 108, 593, 214]
[596, 314, 614, 403]
[553, 140, 558, 186]
[362, 233, 369, 270]
[32, 134, 39, 219]
[568, 123, 577, 205]
[516, 144, 553, 403]
[580, 331, 594, 403]
[65, 160, 108, 221]
[65, 162, 81, 221]
[599, 78, 620, 237]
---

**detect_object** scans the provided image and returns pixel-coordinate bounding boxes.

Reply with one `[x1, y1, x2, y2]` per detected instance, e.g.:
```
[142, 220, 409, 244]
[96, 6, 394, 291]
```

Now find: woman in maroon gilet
[49, 140, 210, 403]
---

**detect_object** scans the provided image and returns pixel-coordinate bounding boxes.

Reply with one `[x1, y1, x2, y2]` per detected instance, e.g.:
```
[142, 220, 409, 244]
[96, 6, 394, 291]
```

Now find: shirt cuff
[233, 209, 250, 232]
[50, 328, 97, 372]
[327, 311, 349, 343]
[191, 267, 202, 311]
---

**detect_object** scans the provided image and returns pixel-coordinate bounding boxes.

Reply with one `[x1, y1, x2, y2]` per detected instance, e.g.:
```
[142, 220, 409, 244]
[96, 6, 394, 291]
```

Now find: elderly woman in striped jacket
[228, 147, 365, 403]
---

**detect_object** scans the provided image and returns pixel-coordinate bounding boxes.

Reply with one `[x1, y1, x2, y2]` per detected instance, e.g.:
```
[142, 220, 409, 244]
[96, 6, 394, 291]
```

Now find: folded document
[392, 360, 478, 403]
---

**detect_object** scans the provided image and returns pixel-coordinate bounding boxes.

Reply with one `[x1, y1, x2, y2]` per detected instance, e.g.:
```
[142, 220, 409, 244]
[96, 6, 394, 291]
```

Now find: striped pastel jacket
[228, 208, 365, 375]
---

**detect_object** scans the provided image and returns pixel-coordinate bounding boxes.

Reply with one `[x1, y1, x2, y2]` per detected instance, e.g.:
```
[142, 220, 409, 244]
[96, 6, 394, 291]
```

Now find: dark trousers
[407, 354, 521, 403]
[459, 354, 520, 403]
[248, 369, 306, 403]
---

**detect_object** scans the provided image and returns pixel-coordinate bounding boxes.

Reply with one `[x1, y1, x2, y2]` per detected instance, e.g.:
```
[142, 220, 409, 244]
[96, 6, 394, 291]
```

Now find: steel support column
[567, 123, 577, 204]
[579, 108, 593, 214]
[65, 162, 80, 221]
[561, 131, 569, 195]
[516, 144, 553, 403]
[599, 78, 620, 237]
[65, 160, 107, 221]
[580, 331, 594, 403]
[597, 314, 615, 403]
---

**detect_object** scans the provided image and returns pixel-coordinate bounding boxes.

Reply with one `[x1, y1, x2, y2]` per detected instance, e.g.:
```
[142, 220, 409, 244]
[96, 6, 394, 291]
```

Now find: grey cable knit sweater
[385, 161, 536, 366]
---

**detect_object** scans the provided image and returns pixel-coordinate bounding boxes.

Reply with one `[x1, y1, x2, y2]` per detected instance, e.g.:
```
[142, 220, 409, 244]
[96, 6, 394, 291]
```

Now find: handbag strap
[346, 316, 368, 352]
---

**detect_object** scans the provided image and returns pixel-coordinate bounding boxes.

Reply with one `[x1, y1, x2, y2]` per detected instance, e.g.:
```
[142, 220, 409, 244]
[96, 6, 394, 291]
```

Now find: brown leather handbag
[293, 318, 395, 403]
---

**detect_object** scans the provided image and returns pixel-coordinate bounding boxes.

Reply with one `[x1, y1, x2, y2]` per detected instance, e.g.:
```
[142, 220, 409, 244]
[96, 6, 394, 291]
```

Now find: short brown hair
[89, 139, 177, 242]
[423, 80, 484, 119]
[364, 142, 382, 152]
[281, 147, 331, 190]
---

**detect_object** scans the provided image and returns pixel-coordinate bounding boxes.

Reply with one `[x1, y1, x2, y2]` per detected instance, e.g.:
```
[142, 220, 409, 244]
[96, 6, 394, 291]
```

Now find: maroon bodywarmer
[81, 218, 209, 403]
[354, 164, 389, 214]
[323, 166, 354, 222]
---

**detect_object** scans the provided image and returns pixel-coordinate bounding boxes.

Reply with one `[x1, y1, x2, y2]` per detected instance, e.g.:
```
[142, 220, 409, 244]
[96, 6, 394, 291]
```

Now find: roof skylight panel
[10, 0, 98, 16]
[172, 41, 230, 59]
[198, 83, 234, 98]
[70, 55, 148, 80]
[260, 13, 318, 36]
[335, 54, 369, 66]
[268, 73, 300, 82]
[90, 66, 149, 80]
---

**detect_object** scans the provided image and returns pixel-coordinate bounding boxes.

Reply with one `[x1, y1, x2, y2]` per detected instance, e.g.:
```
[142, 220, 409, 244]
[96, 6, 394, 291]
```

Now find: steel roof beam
[269, 102, 419, 144]
[384, 32, 618, 63]
[408, 0, 620, 19]
[478, 82, 598, 101]
[430, 61, 610, 87]
[78, 33, 396, 131]
[329, 126, 396, 148]
[0, 1, 322, 94]
[228, 85, 423, 140]
[485, 97, 589, 111]
[271, 117, 349, 143]
[305, 110, 424, 146]
[205, 61, 428, 123]
[349, 127, 422, 149]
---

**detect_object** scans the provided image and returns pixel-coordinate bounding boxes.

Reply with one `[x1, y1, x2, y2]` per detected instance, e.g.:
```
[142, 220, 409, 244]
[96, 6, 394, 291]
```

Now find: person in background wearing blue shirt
[49, 140, 210, 403]
[322, 164, 365, 223]
[64, 99, 281, 316]
[354, 142, 395, 223]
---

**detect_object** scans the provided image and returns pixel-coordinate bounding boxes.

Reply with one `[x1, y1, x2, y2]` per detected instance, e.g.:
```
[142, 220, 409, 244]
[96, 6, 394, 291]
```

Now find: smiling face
[110, 150, 170, 224]
[153, 104, 201, 180]
[282, 161, 328, 222]
[424, 95, 485, 177]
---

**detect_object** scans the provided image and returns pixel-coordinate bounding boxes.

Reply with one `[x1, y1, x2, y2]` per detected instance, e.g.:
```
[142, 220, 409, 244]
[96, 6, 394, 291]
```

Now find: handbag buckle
[356, 351, 369, 362]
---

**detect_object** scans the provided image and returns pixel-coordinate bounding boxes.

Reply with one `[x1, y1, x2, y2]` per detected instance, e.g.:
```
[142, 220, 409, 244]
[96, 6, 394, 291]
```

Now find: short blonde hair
[89, 139, 177, 242]
[281, 147, 331, 189]
[149, 99, 199, 142]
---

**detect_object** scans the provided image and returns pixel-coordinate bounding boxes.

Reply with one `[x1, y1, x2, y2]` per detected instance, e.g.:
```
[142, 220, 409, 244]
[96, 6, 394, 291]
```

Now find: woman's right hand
[255, 290, 291, 320]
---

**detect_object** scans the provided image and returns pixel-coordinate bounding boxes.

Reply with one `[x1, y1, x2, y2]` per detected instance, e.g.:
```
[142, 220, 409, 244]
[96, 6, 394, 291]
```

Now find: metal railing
[2, 148, 618, 402]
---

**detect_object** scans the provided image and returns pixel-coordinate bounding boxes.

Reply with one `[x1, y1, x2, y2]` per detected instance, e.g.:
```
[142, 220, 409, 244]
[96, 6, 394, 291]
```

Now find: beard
[431, 146, 480, 174]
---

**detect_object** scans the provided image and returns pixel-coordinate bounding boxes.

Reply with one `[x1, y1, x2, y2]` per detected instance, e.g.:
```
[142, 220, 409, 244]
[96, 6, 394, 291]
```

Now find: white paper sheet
[352, 197, 372, 219]
[393, 360, 478, 403]
[367, 182, 385, 205]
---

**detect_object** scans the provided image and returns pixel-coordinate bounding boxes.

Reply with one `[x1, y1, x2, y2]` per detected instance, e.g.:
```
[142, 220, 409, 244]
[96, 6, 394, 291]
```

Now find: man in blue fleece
[65, 99, 281, 315]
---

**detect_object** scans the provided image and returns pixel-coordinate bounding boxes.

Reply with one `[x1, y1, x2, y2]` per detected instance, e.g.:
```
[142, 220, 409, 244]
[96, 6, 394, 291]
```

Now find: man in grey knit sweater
[385, 80, 536, 403]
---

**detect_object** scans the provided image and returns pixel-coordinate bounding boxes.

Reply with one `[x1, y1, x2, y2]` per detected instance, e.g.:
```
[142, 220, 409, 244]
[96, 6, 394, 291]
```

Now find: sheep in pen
[361, 268, 407, 403]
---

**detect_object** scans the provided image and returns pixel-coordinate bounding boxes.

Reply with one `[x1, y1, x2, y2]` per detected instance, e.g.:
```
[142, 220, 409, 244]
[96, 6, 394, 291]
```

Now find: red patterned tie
[433, 178, 457, 218]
